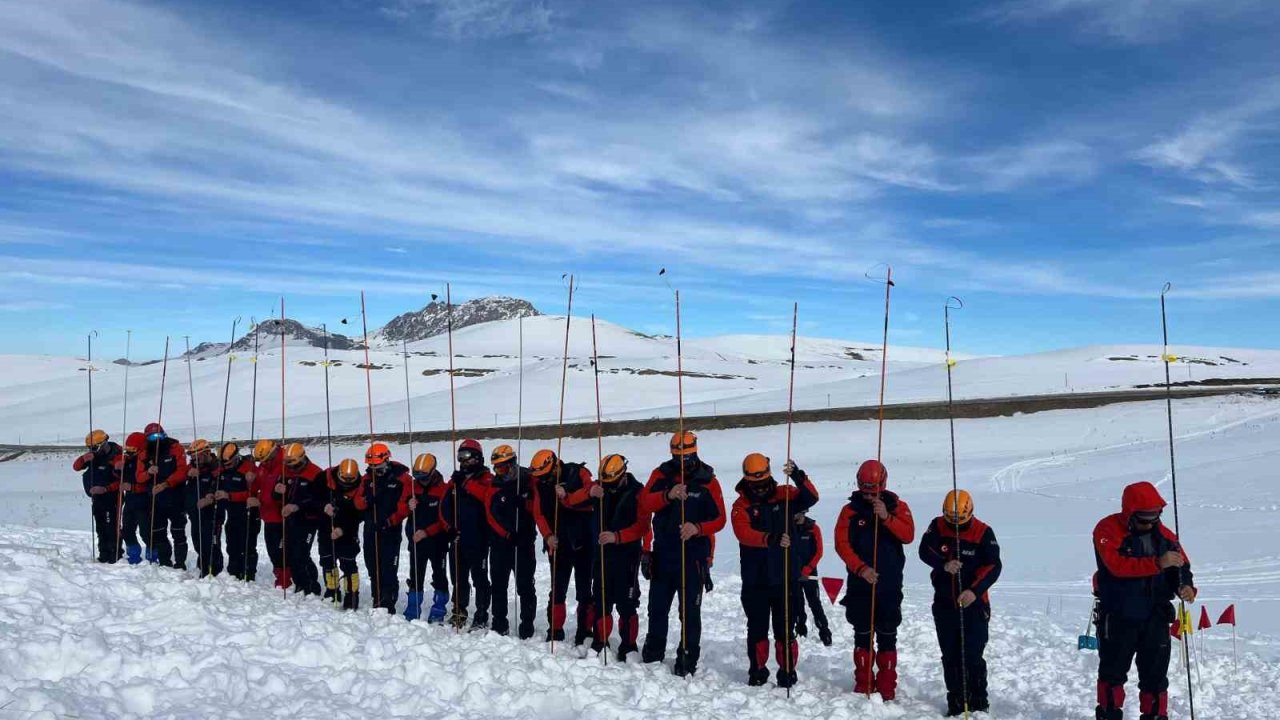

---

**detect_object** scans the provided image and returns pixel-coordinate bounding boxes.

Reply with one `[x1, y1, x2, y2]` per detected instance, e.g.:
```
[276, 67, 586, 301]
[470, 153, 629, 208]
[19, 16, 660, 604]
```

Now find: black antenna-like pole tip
[1162, 282, 1173, 296]
[431, 294, 438, 302]
[659, 268, 666, 276]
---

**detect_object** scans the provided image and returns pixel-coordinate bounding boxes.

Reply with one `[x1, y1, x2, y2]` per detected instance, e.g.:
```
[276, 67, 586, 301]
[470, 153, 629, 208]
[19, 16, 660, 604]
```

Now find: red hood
[1121, 481, 1167, 521]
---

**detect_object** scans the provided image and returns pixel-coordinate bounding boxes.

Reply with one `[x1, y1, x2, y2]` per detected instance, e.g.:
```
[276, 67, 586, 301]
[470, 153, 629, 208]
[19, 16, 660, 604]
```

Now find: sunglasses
[1133, 512, 1161, 524]
[744, 469, 771, 480]
[858, 483, 881, 493]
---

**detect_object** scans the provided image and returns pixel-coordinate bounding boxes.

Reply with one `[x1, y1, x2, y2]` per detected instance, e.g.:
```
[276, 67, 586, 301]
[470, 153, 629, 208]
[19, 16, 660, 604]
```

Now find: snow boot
[323, 569, 341, 604]
[875, 650, 898, 701]
[591, 615, 614, 654]
[145, 547, 160, 564]
[273, 568, 292, 590]
[946, 695, 965, 717]
[853, 647, 876, 695]
[546, 603, 566, 642]
[342, 573, 360, 611]
[673, 647, 698, 677]
[640, 642, 664, 664]
[1139, 690, 1168, 720]
[747, 639, 770, 686]
[470, 613, 489, 632]
[1096, 681, 1125, 720]
[427, 590, 449, 624]
[616, 617, 639, 662]
[450, 609, 469, 630]
[518, 620, 534, 640]
[404, 591, 424, 621]
[574, 605, 595, 646]
[818, 626, 833, 647]
[173, 560, 187, 572]
[545, 627, 566, 642]
[126, 544, 143, 565]
[775, 639, 799, 688]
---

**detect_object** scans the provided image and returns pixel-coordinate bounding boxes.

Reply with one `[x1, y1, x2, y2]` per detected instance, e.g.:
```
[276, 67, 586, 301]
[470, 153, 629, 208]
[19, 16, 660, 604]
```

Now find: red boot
[273, 568, 293, 590]
[853, 648, 876, 695]
[875, 651, 898, 701]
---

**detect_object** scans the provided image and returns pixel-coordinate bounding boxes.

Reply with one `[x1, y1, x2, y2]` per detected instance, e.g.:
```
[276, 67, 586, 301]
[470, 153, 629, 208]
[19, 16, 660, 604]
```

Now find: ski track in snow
[3, 526, 1278, 720]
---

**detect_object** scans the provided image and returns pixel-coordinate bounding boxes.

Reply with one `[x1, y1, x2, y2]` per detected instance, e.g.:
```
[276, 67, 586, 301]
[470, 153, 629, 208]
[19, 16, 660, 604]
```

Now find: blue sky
[1, 0, 1278, 359]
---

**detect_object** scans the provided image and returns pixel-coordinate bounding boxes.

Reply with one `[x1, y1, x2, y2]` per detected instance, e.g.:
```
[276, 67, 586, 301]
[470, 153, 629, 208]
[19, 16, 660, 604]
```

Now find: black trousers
[188, 505, 224, 576]
[843, 579, 903, 651]
[285, 517, 321, 595]
[792, 578, 830, 632]
[452, 536, 492, 621]
[263, 521, 284, 574]
[644, 555, 706, 659]
[742, 582, 792, 670]
[594, 544, 641, 646]
[407, 535, 450, 593]
[222, 504, 258, 580]
[550, 542, 594, 635]
[90, 494, 121, 562]
[121, 495, 146, 550]
[489, 535, 536, 634]
[363, 525, 403, 612]
[147, 493, 187, 567]
[1098, 606, 1174, 696]
[933, 601, 990, 706]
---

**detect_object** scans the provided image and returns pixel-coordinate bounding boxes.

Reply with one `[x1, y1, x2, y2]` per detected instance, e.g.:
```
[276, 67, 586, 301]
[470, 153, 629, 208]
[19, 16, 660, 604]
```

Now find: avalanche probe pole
[402, 337, 419, 606]
[660, 269, 691, 672]
[183, 336, 202, 575]
[784, 303, 797, 699]
[245, 317, 261, 582]
[550, 275, 575, 653]
[944, 297, 970, 719]
[360, 291, 381, 610]
[87, 331, 98, 562]
[279, 301, 289, 600]
[1161, 283, 1196, 720]
[321, 324, 338, 605]
[114, 330, 133, 563]
[514, 316, 525, 635]
[148, 337, 171, 563]
[213, 318, 240, 563]
[445, 285, 461, 630]
[866, 265, 894, 697]
[591, 313, 607, 663]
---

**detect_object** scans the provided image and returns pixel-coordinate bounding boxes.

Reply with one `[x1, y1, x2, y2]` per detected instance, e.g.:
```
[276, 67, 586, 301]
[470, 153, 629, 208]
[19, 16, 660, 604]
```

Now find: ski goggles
[1132, 510, 1162, 525]
[146, 432, 165, 442]
[457, 448, 483, 464]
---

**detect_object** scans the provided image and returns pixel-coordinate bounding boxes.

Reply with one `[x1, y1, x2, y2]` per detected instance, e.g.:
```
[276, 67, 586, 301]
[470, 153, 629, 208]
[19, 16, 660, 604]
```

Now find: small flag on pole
[1170, 619, 1182, 639]
[821, 577, 844, 605]
[1218, 605, 1237, 626]
[1199, 606, 1212, 631]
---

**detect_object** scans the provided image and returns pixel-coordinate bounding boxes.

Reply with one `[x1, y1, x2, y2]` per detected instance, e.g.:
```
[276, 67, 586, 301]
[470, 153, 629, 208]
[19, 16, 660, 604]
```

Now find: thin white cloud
[378, 0, 552, 38]
[983, 0, 1263, 43]
[0, 300, 70, 312]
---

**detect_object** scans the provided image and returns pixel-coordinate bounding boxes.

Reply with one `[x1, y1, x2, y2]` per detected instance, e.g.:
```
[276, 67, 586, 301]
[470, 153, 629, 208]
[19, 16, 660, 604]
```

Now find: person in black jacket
[730, 453, 818, 688]
[463, 444, 537, 637]
[791, 509, 832, 647]
[361, 443, 412, 613]
[919, 490, 1001, 716]
[74, 430, 122, 563]
[214, 442, 258, 581]
[324, 459, 366, 610]
[835, 459, 915, 700]
[139, 423, 189, 569]
[530, 448, 597, 645]
[441, 438, 495, 631]
[281, 443, 326, 596]
[639, 431, 727, 677]
[589, 454, 651, 660]
[118, 432, 151, 565]
[404, 453, 451, 623]
[1092, 482, 1196, 720]
[183, 440, 224, 577]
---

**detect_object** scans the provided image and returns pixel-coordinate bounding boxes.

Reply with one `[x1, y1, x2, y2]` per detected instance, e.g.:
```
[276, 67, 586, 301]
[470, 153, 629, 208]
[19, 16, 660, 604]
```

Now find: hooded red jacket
[1093, 481, 1194, 619]
[252, 448, 285, 523]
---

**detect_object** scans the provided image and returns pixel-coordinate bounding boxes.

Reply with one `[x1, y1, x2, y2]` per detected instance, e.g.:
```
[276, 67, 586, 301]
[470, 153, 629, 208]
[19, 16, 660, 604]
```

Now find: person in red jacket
[639, 431, 727, 677]
[589, 453, 651, 660]
[791, 509, 832, 647]
[250, 439, 289, 589]
[731, 453, 818, 688]
[281, 443, 325, 596]
[404, 453, 451, 623]
[117, 432, 150, 565]
[362, 442, 413, 613]
[440, 438, 496, 630]
[919, 490, 1001, 716]
[214, 442, 259, 581]
[137, 422, 188, 568]
[459, 444, 537, 636]
[75, 429, 122, 563]
[1093, 482, 1196, 720]
[528, 448, 596, 644]
[835, 459, 914, 700]
[323, 458, 366, 610]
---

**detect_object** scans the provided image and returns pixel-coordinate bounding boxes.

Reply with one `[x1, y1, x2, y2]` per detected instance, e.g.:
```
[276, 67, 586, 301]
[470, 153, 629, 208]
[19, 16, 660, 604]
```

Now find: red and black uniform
[442, 465, 496, 627]
[531, 461, 597, 644]
[919, 515, 1001, 715]
[217, 455, 259, 581]
[185, 452, 225, 577]
[1093, 482, 1195, 720]
[465, 466, 536, 636]
[137, 436, 189, 568]
[251, 448, 288, 588]
[836, 489, 914, 697]
[324, 472, 366, 610]
[282, 459, 326, 596]
[591, 472, 651, 658]
[117, 435, 151, 564]
[791, 514, 832, 645]
[731, 468, 819, 686]
[405, 468, 450, 611]
[362, 461, 412, 613]
[75, 442, 122, 563]
[638, 458, 727, 673]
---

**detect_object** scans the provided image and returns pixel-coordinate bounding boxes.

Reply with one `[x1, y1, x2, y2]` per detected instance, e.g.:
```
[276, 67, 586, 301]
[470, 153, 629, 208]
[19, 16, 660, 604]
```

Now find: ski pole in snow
[279, 300, 289, 600]
[87, 330, 98, 562]
[321, 323, 338, 605]
[184, 335, 202, 576]
[784, 302, 798, 699]
[549, 275, 575, 653]
[149, 336, 171, 559]
[1160, 283, 1196, 720]
[865, 264, 894, 697]
[944, 296, 970, 719]
[590, 312, 607, 663]
[360, 291, 382, 610]
[402, 337, 418, 606]
[213, 318, 240, 559]
[660, 268, 690, 668]
[115, 329, 132, 564]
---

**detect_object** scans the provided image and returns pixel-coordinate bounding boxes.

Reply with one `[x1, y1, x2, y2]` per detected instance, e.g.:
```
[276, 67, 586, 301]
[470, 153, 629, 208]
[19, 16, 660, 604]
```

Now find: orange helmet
[284, 442, 307, 468]
[336, 458, 361, 483]
[857, 459, 888, 493]
[220, 442, 240, 463]
[742, 453, 772, 483]
[600, 454, 628, 483]
[530, 449, 558, 478]
[943, 489, 974, 526]
[187, 439, 212, 457]
[413, 453, 437, 475]
[490, 444, 516, 467]
[85, 429, 109, 449]
[252, 439, 277, 462]
[670, 430, 698, 457]
[365, 442, 391, 467]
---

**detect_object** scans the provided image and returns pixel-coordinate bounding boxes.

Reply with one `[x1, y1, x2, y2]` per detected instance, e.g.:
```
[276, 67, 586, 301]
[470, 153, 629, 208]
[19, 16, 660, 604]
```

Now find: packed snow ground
[3, 392, 1280, 717]
[3, 314, 1280, 444]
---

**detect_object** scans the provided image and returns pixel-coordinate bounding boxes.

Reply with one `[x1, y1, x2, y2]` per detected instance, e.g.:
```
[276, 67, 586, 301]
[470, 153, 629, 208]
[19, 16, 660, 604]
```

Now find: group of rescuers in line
[76, 424, 1195, 719]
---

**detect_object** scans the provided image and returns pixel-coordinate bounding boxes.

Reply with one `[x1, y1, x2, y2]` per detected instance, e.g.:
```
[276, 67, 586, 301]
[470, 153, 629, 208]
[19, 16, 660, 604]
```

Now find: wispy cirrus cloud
[982, 0, 1264, 43]
[376, 0, 552, 38]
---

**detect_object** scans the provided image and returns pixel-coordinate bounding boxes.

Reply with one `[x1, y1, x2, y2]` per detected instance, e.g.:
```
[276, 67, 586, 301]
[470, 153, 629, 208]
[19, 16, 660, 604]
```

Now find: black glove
[703, 574, 714, 593]
[766, 530, 782, 546]
[640, 551, 652, 580]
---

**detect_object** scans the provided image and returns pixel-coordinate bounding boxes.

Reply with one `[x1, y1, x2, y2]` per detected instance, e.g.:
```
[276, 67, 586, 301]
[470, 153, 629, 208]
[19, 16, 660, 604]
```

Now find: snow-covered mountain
[186, 318, 360, 358]
[375, 296, 540, 345]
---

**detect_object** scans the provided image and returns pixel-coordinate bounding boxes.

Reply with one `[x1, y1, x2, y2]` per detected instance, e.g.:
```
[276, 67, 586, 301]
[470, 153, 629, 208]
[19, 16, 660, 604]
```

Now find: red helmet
[143, 422, 166, 440]
[457, 438, 483, 471]
[124, 432, 146, 454]
[458, 438, 482, 455]
[856, 459, 887, 493]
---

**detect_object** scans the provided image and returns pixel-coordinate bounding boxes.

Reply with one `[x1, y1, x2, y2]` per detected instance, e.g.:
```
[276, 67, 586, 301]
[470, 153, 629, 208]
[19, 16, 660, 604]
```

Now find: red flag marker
[1170, 620, 1182, 639]
[1199, 606, 1212, 631]
[1218, 605, 1236, 626]
[821, 577, 844, 605]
